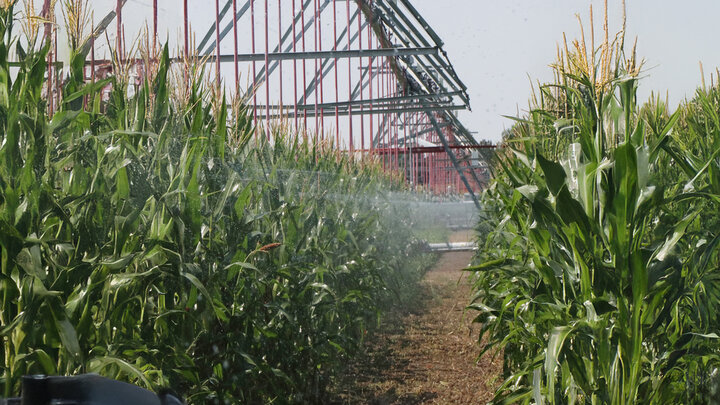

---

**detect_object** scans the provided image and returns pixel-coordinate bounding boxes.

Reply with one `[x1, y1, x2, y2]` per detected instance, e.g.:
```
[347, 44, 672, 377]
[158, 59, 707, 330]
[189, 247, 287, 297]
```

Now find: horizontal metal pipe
[426, 242, 476, 252]
[296, 103, 459, 112]
[197, 46, 438, 63]
[351, 144, 496, 154]
[296, 91, 463, 110]
[87, 48, 437, 67]
[256, 104, 465, 118]
[84, 47, 438, 68]
[437, 166, 490, 171]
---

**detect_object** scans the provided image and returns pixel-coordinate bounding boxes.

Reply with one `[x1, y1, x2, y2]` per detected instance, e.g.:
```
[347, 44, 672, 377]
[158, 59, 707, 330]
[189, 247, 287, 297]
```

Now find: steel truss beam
[373, 0, 467, 102]
[423, 106, 481, 209]
[200, 46, 438, 63]
[362, 145, 497, 154]
[296, 91, 461, 110]
[256, 104, 466, 119]
[77, 0, 492, 198]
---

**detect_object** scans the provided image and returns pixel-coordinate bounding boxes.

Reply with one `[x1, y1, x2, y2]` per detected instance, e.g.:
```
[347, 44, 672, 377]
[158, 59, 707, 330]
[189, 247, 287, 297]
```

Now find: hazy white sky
[412, 0, 720, 143]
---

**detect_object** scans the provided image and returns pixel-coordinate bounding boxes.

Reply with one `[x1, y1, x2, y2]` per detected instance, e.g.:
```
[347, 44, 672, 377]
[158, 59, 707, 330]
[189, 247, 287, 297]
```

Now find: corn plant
[470, 11, 720, 404]
[0, 3, 431, 402]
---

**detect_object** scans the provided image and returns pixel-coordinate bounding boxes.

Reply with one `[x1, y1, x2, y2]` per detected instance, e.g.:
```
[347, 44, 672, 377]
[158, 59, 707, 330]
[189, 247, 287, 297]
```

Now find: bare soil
[447, 229, 474, 243]
[331, 247, 502, 404]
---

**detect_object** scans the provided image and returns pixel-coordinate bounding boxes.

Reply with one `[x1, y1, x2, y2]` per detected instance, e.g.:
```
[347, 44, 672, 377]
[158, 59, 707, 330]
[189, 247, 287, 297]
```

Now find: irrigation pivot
[33, 0, 494, 202]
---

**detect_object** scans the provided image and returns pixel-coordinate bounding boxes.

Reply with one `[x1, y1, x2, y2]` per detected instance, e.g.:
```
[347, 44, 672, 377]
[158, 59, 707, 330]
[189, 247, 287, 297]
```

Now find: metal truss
[39, 0, 494, 205]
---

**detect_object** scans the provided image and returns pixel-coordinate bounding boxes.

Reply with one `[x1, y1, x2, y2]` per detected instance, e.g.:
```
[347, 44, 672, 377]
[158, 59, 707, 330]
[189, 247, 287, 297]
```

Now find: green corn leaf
[654, 211, 699, 262]
[33, 349, 57, 375]
[15, 245, 44, 280]
[683, 144, 720, 192]
[49, 304, 81, 360]
[234, 182, 253, 218]
[115, 166, 130, 200]
[182, 270, 228, 322]
[89, 356, 153, 390]
[0, 312, 23, 337]
[546, 326, 572, 405]
[537, 153, 567, 196]
[464, 257, 518, 272]
[62, 78, 112, 105]
[100, 254, 135, 271]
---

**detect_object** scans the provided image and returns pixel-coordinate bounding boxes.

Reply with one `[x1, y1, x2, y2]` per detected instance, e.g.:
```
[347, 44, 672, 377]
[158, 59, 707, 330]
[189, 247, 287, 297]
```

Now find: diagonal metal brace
[421, 103, 480, 209]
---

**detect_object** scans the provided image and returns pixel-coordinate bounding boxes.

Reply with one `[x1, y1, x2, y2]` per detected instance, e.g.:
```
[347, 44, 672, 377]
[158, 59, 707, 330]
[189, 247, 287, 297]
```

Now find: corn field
[469, 8, 720, 405]
[0, 2, 433, 402]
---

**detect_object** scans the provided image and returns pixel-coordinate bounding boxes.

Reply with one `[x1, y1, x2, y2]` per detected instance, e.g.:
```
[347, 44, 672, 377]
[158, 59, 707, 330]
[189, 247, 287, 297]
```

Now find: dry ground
[331, 245, 502, 404]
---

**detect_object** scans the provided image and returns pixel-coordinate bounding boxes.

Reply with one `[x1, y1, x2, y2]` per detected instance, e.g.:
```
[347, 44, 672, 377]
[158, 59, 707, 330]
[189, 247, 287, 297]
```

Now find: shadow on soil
[329, 278, 448, 404]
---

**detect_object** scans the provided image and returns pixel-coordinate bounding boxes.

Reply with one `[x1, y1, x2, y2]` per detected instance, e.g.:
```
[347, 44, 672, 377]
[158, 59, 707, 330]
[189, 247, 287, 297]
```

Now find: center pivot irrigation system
[38, 0, 495, 206]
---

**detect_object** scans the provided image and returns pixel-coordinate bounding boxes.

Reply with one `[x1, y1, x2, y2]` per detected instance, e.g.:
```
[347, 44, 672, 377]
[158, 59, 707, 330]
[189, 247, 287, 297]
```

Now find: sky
[411, 0, 720, 143]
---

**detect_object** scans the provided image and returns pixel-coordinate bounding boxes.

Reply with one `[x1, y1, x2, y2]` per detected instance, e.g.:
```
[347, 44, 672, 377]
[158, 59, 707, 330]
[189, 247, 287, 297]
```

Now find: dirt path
[331, 249, 501, 404]
[447, 229, 474, 243]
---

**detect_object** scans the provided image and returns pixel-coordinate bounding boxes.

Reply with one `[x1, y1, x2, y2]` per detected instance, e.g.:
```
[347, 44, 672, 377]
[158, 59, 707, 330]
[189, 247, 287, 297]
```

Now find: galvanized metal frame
[40, 0, 494, 200]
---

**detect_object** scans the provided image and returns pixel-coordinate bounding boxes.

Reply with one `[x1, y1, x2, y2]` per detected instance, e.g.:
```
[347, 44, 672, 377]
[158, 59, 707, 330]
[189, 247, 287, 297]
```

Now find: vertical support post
[301, 2, 308, 133]
[152, 0, 157, 53]
[182, 0, 189, 93]
[317, 0, 324, 139]
[386, 60, 391, 172]
[410, 113, 416, 185]
[429, 151, 433, 192]
[251, 0, 258, 132]
[410, 117, 422, 185]
[312, 0, 319, 142]
[395, 101, 400, 173]
[385, 58, 390, 170]
[346, 0, 353, 155]
[183, 0, 189, 57]
[367, 22, 373, 156]
[430, 133, 435, 191]
[292, 0, 299, 132]
[43, 0, 52, 115]
[418, 114, 422, 185]
[443, 128, 447, 193]
[379, 40, 385, 171]
[116, 0, 122, 58]
[90, 16, 95, 84]
[433, 133, 438, 192]
[233, 0, 239, 90]
[379, 53, 384, 171]
[357, 6, 364, 159]
[53, 24, 59, 110]
[332, 0, 339, 148]
[277, 0, 283, 115]
[41, 0, 52, 40]
[400, 113, 405, 181]
[215, 0, 222, 88]
[264, 0, 270, 139]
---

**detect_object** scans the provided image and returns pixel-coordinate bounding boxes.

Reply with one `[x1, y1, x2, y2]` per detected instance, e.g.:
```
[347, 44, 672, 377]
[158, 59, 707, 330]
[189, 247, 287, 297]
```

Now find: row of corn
[0, 3, 431, 402]
[470, 10, 720, 405]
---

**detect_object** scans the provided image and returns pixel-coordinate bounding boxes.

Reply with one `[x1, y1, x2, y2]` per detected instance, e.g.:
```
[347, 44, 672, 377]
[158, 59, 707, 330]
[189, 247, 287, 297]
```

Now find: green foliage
[470, 34, 720, 404]
[0, 5, 430, 402]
